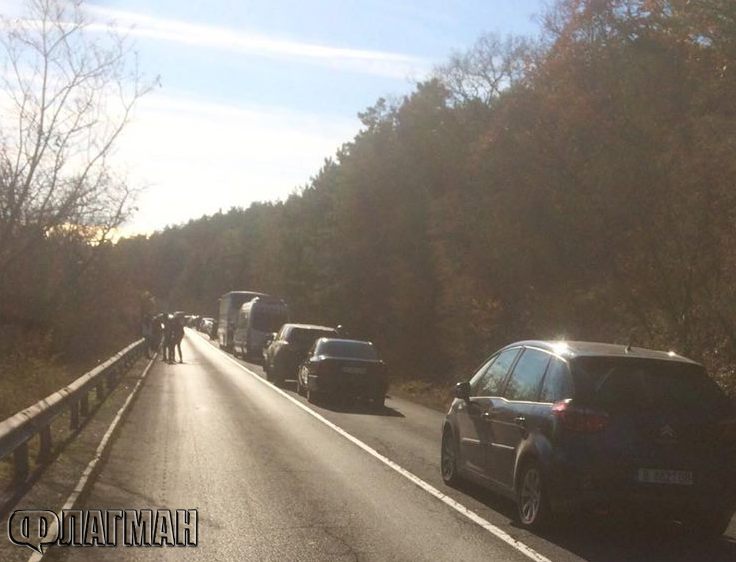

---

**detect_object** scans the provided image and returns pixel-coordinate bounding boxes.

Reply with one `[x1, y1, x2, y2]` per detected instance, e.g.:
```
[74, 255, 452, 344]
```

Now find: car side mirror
[454, 381, 471, 401]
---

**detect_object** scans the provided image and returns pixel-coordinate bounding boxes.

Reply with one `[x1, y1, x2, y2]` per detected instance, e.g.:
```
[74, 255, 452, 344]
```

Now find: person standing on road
[162, 314, 174, 363]
[172, 314, 184, 363]
[152, 314, 164, 357]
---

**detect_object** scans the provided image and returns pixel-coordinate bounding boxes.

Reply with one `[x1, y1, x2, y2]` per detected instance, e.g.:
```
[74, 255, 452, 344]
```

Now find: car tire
[373, 395, 385, 409]
[270, 364, 283, 387]
[441, 427, 461, 486]
[307, 386, 320, 404]
[516, 459, 552, 530]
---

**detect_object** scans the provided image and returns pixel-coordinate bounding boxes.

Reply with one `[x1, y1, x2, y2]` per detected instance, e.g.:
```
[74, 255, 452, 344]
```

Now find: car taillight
[315, 361, 329, 375]
[552, 400, 609, 433]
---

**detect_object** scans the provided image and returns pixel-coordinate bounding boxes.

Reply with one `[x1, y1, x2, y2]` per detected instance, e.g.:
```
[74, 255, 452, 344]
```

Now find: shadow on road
[318, 400, 405, 418]
[278, 381, 405, 417]
[452, 478, 736, 562]
[539, 515, 736, 562]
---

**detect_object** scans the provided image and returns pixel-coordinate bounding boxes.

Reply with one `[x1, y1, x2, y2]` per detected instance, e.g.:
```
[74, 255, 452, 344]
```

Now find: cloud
[85, 5, 430, 79]
[115, 92, 359, 236]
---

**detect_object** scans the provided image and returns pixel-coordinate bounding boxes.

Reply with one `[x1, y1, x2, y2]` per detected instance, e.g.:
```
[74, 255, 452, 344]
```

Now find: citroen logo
[659, 425, 677, 440]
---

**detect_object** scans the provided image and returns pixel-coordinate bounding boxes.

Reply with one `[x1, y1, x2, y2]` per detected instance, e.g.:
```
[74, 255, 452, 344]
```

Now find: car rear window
[572, 357, 730, 415]
[316, 340, 378, 360]
[288, 328, 337, 345]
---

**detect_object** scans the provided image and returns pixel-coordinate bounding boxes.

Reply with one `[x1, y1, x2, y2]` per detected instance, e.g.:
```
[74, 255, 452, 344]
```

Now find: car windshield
[252, 307, 288, 333]
[316, 340, 378, 360]
[289, 328, 336, 346]
[573, 357, 731, 416]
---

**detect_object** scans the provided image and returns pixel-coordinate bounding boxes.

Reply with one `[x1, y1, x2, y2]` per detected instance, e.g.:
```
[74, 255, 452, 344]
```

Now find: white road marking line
[193, 332, 551, 562]
[27, 355, 157, 562]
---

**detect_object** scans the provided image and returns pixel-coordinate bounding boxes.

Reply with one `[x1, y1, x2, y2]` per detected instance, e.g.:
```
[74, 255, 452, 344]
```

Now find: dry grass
[389, 379, 455, 413]
[0, 355, 77, 421]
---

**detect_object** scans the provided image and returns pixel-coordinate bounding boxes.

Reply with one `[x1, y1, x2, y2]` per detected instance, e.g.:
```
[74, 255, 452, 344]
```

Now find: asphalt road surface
[44, 330, 736, 561]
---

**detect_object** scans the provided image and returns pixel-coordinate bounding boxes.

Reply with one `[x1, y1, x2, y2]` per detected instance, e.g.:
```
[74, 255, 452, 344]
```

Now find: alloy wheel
[441, 430, 458, 484]
[519, 466, 542, 525]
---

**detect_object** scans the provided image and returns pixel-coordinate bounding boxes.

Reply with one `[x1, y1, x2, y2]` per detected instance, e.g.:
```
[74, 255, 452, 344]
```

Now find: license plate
[342, 366, 367, 375]
[637, 468, 693, 486]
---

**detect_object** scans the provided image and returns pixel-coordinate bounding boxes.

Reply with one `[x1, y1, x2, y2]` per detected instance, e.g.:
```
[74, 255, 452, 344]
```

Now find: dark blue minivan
[441, 341, 736, 536]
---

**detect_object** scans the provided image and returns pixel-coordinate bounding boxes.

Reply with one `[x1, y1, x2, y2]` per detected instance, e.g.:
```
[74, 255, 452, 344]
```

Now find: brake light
[552, 400, 609, 433]
[315, 360, 330, 375]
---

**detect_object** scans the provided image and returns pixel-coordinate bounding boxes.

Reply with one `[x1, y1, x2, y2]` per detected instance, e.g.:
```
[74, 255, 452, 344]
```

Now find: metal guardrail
[0, 338, 146, 482]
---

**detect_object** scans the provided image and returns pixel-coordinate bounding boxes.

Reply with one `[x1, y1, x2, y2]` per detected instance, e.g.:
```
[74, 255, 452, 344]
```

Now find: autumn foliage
[4, 0, 736, 405]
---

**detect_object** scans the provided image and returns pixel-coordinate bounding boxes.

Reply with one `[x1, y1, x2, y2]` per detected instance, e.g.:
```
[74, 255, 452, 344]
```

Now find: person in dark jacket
[162, 314, 174, 363]
[172, 314, 184, 363]
[152, 314, 164, 357]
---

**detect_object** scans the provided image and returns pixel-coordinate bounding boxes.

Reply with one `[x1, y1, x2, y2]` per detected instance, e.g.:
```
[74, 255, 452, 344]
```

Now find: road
[45, 330, 736, 561]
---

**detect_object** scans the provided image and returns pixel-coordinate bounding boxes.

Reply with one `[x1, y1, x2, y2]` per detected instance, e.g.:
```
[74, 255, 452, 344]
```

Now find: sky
[3, 0, 547, 235]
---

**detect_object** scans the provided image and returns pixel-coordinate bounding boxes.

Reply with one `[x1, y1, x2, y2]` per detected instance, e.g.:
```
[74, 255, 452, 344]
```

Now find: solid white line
[27, 355, 157, 562]
[195, 333, 551, 562]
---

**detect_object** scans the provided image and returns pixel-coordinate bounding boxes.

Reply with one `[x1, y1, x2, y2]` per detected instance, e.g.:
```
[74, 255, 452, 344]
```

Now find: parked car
[263, 324, 338, 386]
[441, 340, 736, 535]
[198, 317, 212, 332]
[297, 338, 388, 407]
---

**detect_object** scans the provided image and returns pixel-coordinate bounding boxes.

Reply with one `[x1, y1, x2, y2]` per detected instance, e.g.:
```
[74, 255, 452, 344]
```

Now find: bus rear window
[252, 308, 288, 332]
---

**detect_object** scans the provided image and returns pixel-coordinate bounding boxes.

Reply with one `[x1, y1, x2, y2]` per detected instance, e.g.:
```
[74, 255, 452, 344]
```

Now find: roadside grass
[389, 379, 454, 413]
[0, 356, 81, 489]
[0, 356, 76, 421]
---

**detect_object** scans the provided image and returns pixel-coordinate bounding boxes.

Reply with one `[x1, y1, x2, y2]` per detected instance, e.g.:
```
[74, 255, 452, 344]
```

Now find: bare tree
[0, 0, 156, 274]
[435, 32, 535, 105]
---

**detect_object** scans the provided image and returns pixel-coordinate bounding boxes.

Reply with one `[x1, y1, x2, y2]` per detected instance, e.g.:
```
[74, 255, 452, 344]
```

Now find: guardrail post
[70, 401, 79, 429]
[80, 394, 89, 417]
[96, 381, 106, 402]
[13, 442, 29, 482]
[38, 426, 52, 463]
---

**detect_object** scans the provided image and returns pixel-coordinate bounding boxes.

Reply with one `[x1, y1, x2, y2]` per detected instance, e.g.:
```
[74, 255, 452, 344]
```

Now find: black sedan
[297, 338, 388, 408]
[263, 324, 338, 386]
[441, 340, 736, 535]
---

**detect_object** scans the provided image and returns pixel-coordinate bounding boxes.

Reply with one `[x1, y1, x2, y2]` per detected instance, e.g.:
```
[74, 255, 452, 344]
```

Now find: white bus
[233, 296, 289, 359]
[218, 291, 268, 351]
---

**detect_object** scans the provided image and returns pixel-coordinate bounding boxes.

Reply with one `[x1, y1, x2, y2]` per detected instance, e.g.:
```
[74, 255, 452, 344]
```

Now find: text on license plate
[343, 366, 367, 374]
[637, 468, 693, 486]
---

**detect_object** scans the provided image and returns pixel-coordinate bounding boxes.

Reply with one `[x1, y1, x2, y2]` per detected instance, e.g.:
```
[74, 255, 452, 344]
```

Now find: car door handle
[514, 416, 527, 427]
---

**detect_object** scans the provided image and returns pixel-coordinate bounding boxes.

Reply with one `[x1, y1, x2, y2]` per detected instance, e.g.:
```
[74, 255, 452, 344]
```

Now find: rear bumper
[546, 458, 736, 517]
[308, 375, 387, 398]
[273, 353, 300, 378]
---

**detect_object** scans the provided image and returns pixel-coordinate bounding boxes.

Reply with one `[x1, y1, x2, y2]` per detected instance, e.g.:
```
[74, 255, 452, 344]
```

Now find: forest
[2, 0, 736, 416]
